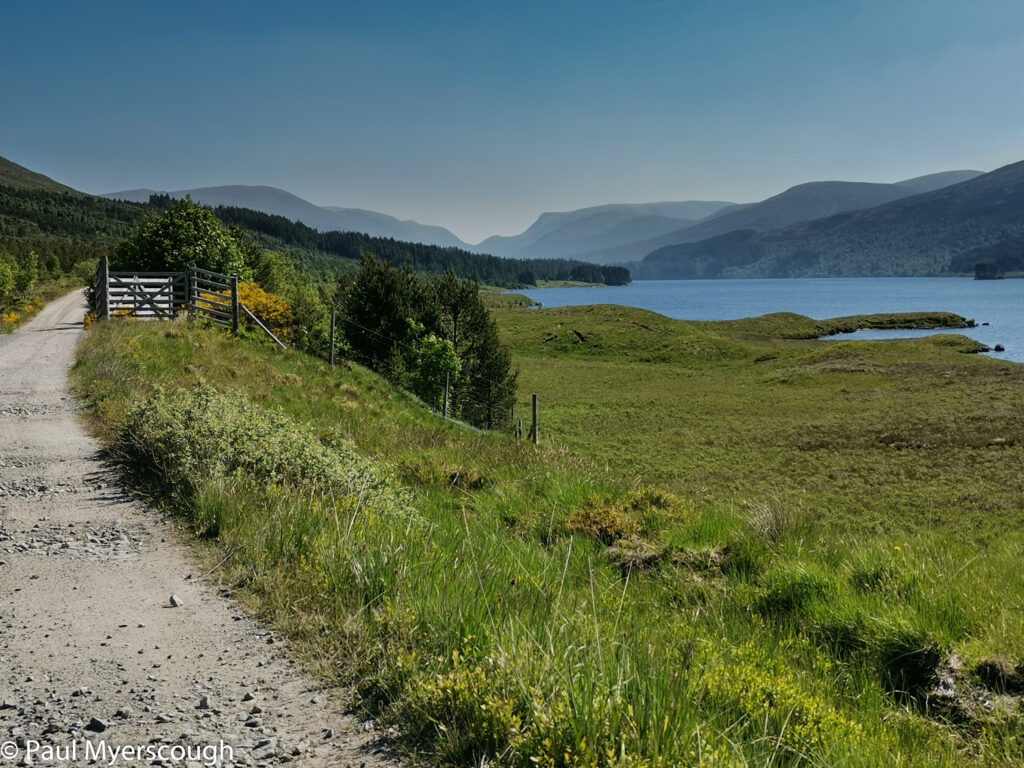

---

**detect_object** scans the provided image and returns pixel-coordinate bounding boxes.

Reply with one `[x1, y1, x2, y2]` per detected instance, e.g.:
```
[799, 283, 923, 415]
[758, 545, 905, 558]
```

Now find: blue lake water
[519, 278, 1024, 363]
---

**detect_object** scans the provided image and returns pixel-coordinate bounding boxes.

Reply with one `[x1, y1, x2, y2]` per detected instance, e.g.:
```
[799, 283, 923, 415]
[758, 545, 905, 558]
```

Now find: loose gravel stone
[0, 291, 402, 767]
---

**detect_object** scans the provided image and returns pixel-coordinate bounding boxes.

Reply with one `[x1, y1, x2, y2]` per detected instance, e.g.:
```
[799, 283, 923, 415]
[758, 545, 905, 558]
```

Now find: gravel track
[0, 292, 401, 768]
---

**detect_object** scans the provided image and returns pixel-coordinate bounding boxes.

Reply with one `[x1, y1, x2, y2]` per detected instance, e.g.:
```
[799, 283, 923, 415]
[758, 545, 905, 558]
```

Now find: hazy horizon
[2, 0, 1021, 242]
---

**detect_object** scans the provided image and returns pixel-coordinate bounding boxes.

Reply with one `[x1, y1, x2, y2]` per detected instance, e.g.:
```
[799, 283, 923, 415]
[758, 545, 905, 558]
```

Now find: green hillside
[0, 156, 629, 293]
[72, 304, 1024, 767]
[0, 155, 79, 193]
[638, 160, 1024, 278]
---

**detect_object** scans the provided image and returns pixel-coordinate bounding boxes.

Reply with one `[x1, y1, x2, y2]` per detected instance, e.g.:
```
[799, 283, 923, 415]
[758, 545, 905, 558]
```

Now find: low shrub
[115, 382, 414, 527]
[698, 641, 864, 758]
[238, 281, 294, 341]
[567, 488, 690, 546]
[567, 501, 640, 545]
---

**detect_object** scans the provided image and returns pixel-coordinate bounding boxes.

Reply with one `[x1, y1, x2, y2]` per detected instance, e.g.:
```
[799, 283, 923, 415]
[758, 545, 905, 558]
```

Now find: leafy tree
[433, 270, 488, 358]
[974, 262, 1003, 280]
[410, 333, 461, 411]
[338, 258, 517, 429]
[286, 279, 331, 356]
[13, 250, 37, 293]
[112, 196, 246, 276]
[429, 270, 517, 427]
[602, 265, 632, 285]
[249, 249, 296, 295]
[0, 259, 13, 301]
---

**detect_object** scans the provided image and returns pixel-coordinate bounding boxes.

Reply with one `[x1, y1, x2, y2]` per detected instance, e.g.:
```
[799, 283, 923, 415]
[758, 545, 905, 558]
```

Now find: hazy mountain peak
[571, 168, 990, 265]
[474, 200, 735, 262]
[639, 161, 1024, 279]
[893, 169, 983, 192]
[103, 185, 471, 249]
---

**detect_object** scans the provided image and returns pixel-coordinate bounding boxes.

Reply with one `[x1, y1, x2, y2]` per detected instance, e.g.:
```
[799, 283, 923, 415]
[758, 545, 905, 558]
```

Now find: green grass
[71, 310, 1024, 767]
[480, 290, 541, 309]
[497, 304, 1020, 536]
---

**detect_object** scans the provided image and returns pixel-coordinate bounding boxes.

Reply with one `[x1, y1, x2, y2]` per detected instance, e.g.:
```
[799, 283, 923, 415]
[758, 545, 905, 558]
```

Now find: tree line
[1, 182, 630, 293]
[948, 236, 1024, 276]
[338, 255, 516, 429]
[210, 201, 631, 288]
[109, 197, 517, 429]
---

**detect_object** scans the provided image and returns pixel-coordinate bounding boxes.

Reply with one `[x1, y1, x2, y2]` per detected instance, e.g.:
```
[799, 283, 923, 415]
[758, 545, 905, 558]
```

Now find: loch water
[519, 278, 1024, 363]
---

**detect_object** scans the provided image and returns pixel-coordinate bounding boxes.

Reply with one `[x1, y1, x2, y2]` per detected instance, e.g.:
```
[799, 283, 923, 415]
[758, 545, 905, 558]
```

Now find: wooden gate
[94, 255, 285, 349]
[189, 267, 239, 329]
[96, 255, 238, 328]
[104, 272, 188, 318]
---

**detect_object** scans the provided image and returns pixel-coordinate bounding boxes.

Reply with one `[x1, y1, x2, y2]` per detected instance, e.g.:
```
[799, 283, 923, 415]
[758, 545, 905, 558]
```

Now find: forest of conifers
[0, 184, 630, 289]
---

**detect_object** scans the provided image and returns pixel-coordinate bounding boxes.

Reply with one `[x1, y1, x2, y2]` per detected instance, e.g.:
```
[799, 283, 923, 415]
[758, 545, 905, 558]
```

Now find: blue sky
[2, 0, 1021, 242]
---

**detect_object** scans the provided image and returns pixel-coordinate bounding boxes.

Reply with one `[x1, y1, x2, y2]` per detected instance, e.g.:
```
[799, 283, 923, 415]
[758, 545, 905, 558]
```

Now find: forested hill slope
[106, 184, 471, 249]
[0, 156, 79, 193]
[638, 161, 1023, 278]
[0, 156, 628, 288]
[213, 203, 631, 286]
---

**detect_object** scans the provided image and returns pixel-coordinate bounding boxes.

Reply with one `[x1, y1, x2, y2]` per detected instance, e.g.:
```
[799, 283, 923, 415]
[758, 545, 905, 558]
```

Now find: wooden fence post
[531, 394, 539, 445]
[184, 268, 194, 318]
[101, 252, 111, 319]
[443, 372, 450, 418]
[230, 276, 240, 333]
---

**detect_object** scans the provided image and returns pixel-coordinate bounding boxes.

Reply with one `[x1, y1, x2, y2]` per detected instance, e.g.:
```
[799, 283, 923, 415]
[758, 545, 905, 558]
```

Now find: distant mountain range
[576, 170, 983, 264]
[1, 155, 621, 289]
[638, 163, 1022, 278]
[473, 201, 735, 262]
[104, 185, 472, 249]
[96, 162, 1021, 279]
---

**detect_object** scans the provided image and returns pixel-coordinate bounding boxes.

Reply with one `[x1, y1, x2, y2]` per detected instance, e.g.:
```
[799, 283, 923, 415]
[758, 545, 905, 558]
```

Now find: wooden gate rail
[95, 255, 284, 348]
[107, 272, 187, 319]
[189, 267, 237, 329]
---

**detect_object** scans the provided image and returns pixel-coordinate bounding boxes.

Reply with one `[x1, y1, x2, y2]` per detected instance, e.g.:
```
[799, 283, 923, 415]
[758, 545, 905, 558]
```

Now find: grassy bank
[73, 311, 1024, 767]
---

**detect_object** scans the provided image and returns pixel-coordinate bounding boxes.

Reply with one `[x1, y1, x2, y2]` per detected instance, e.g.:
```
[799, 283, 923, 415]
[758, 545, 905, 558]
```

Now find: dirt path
[0, 292, 400, 768]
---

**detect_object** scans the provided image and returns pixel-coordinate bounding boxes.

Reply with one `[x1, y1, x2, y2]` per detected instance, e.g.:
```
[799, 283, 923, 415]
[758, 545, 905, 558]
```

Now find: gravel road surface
[0, 292, 400, 767]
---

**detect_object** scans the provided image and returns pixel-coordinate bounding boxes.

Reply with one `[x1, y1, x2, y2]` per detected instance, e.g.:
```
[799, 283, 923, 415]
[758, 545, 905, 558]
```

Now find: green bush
[0, 259, 13, 301]
[115, 382, 414, 526]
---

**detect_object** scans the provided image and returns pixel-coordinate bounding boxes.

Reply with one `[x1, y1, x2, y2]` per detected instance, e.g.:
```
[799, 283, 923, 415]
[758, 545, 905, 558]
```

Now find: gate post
[101, 252, 111, 319]
[184, 268, 194, 318]
[231, 276, 240, 333]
